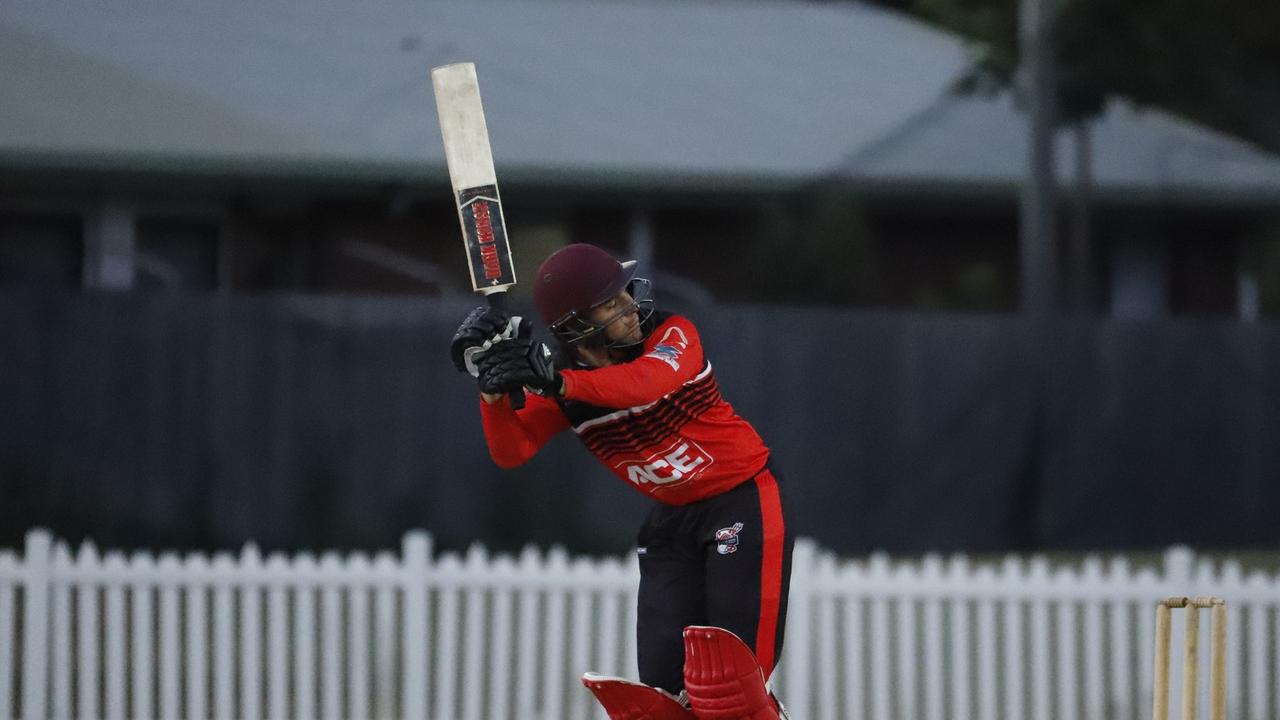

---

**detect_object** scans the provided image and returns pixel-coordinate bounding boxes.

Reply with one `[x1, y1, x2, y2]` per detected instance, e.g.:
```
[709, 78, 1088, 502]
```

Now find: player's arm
[450, 307, 567, 468]
[478, 392, 569, 468]
[560, 317, 704, 409]
[476, 316, 705, 409]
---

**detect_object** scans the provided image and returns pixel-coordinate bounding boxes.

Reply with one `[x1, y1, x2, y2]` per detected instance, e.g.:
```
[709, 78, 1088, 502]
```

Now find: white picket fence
[2, 529, 1279, 720]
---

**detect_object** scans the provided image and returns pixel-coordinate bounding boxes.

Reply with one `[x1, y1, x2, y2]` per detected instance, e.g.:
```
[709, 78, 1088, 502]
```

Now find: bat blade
[432, 62, 525, 408]
[431, 62, 517, 295]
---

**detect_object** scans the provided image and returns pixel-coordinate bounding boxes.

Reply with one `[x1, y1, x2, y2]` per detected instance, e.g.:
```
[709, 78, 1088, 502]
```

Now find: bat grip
[485, 291, 526, 410]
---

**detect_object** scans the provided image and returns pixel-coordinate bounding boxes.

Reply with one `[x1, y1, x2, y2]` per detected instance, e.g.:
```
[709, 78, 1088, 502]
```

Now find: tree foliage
[876, 0, 1280, 153]
[745, 189, 881, 305]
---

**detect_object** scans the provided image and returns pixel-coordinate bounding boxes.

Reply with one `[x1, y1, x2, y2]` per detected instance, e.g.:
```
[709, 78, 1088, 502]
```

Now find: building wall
[0, 180, 1274, 319]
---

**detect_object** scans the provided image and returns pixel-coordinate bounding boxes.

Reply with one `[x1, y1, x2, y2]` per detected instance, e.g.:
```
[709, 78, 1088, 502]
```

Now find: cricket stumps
[1152, 596, 1226, 720]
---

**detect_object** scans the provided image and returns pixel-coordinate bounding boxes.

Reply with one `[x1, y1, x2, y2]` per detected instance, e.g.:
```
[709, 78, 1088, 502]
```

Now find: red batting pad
[682, 626, 780, 720]
[582, 673, 696, 720]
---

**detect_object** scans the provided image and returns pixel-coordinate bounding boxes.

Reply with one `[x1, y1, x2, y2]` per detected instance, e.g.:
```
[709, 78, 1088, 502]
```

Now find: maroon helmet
[533, 244, 653, 347]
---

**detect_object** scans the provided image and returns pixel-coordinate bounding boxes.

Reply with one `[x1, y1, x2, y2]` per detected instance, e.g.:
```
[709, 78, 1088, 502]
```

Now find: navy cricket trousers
[633, 463, 793, 694]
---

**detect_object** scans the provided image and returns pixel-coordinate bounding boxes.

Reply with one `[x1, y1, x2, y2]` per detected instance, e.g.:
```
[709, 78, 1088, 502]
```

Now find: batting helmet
[533, 243, 652, 347]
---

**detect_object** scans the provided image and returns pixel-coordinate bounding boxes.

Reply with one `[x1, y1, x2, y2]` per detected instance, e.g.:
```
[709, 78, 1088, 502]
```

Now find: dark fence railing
[2, 290, 1277, 555]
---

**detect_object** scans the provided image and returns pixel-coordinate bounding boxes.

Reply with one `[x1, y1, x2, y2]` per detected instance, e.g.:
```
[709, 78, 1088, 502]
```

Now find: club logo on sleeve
[616, 439, 714, 486]
[715, 523, 744, 555]
[646, 344, 681, 370]
[644, 326, 689, 371]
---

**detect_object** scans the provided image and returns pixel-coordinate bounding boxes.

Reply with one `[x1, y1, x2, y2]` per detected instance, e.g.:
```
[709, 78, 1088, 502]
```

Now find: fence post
[21, 529, 51, 720]
[1162, 545, 1194, 588]
[403, 532, 432, 720]
[779, 538, 816, 719]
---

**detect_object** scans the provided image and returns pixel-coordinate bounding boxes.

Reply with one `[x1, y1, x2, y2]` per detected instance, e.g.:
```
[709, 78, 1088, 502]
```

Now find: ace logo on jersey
[618, 439, 714, 487]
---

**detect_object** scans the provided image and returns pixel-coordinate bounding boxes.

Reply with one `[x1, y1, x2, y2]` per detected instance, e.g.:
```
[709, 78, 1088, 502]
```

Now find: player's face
[587, 291, 644, 346]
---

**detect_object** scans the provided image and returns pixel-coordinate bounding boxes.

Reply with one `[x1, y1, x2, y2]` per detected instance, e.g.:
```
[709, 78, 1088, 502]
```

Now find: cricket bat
[431, 62, 525, 407]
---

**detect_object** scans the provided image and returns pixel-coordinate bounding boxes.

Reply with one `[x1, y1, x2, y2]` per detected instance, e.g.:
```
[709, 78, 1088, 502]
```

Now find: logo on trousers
[715, 523, 744, 555]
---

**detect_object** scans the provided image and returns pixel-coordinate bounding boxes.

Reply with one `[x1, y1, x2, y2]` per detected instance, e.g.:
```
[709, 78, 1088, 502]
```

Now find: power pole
[1019, 0, 1059, 317]
[1013, 0, 1060, 551]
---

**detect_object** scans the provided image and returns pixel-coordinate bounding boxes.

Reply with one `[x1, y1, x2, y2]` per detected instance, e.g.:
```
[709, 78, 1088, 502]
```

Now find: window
[134, 217, 220, 290]
[0, 213, 83, 286]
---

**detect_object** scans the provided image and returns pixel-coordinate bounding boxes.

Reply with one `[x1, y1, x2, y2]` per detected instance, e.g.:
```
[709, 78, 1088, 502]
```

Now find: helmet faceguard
[549, 278, 655, 350]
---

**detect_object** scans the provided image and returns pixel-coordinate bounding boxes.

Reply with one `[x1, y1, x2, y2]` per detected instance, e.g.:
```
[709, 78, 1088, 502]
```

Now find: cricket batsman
[450, 243, 794, 719]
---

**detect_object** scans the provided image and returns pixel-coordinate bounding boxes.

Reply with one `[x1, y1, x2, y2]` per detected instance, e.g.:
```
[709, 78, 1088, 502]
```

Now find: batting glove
[449, 306, 523, 376]
[477, 337, 562, 397]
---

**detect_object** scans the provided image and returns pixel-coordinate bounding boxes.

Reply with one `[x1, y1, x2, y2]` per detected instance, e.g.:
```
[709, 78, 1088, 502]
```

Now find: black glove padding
[449, 306, 520, 375]
[477, 337, 562, 397]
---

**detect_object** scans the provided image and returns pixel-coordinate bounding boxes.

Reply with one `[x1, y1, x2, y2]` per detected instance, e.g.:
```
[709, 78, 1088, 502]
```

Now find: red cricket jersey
[478, 312, 771, 505]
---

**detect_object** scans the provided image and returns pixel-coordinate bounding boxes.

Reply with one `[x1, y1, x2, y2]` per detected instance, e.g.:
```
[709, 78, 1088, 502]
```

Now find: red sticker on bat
[458, 184, 515, 289]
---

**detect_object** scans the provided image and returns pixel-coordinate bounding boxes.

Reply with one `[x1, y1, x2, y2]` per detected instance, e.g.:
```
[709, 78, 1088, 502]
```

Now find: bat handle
[485, 291, 526, 410]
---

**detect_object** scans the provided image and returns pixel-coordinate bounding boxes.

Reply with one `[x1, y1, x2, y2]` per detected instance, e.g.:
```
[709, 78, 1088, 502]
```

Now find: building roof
[1, 0, 968, 189]
[3, 0, 1279, 201]
[841, 92, 1280, 204]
